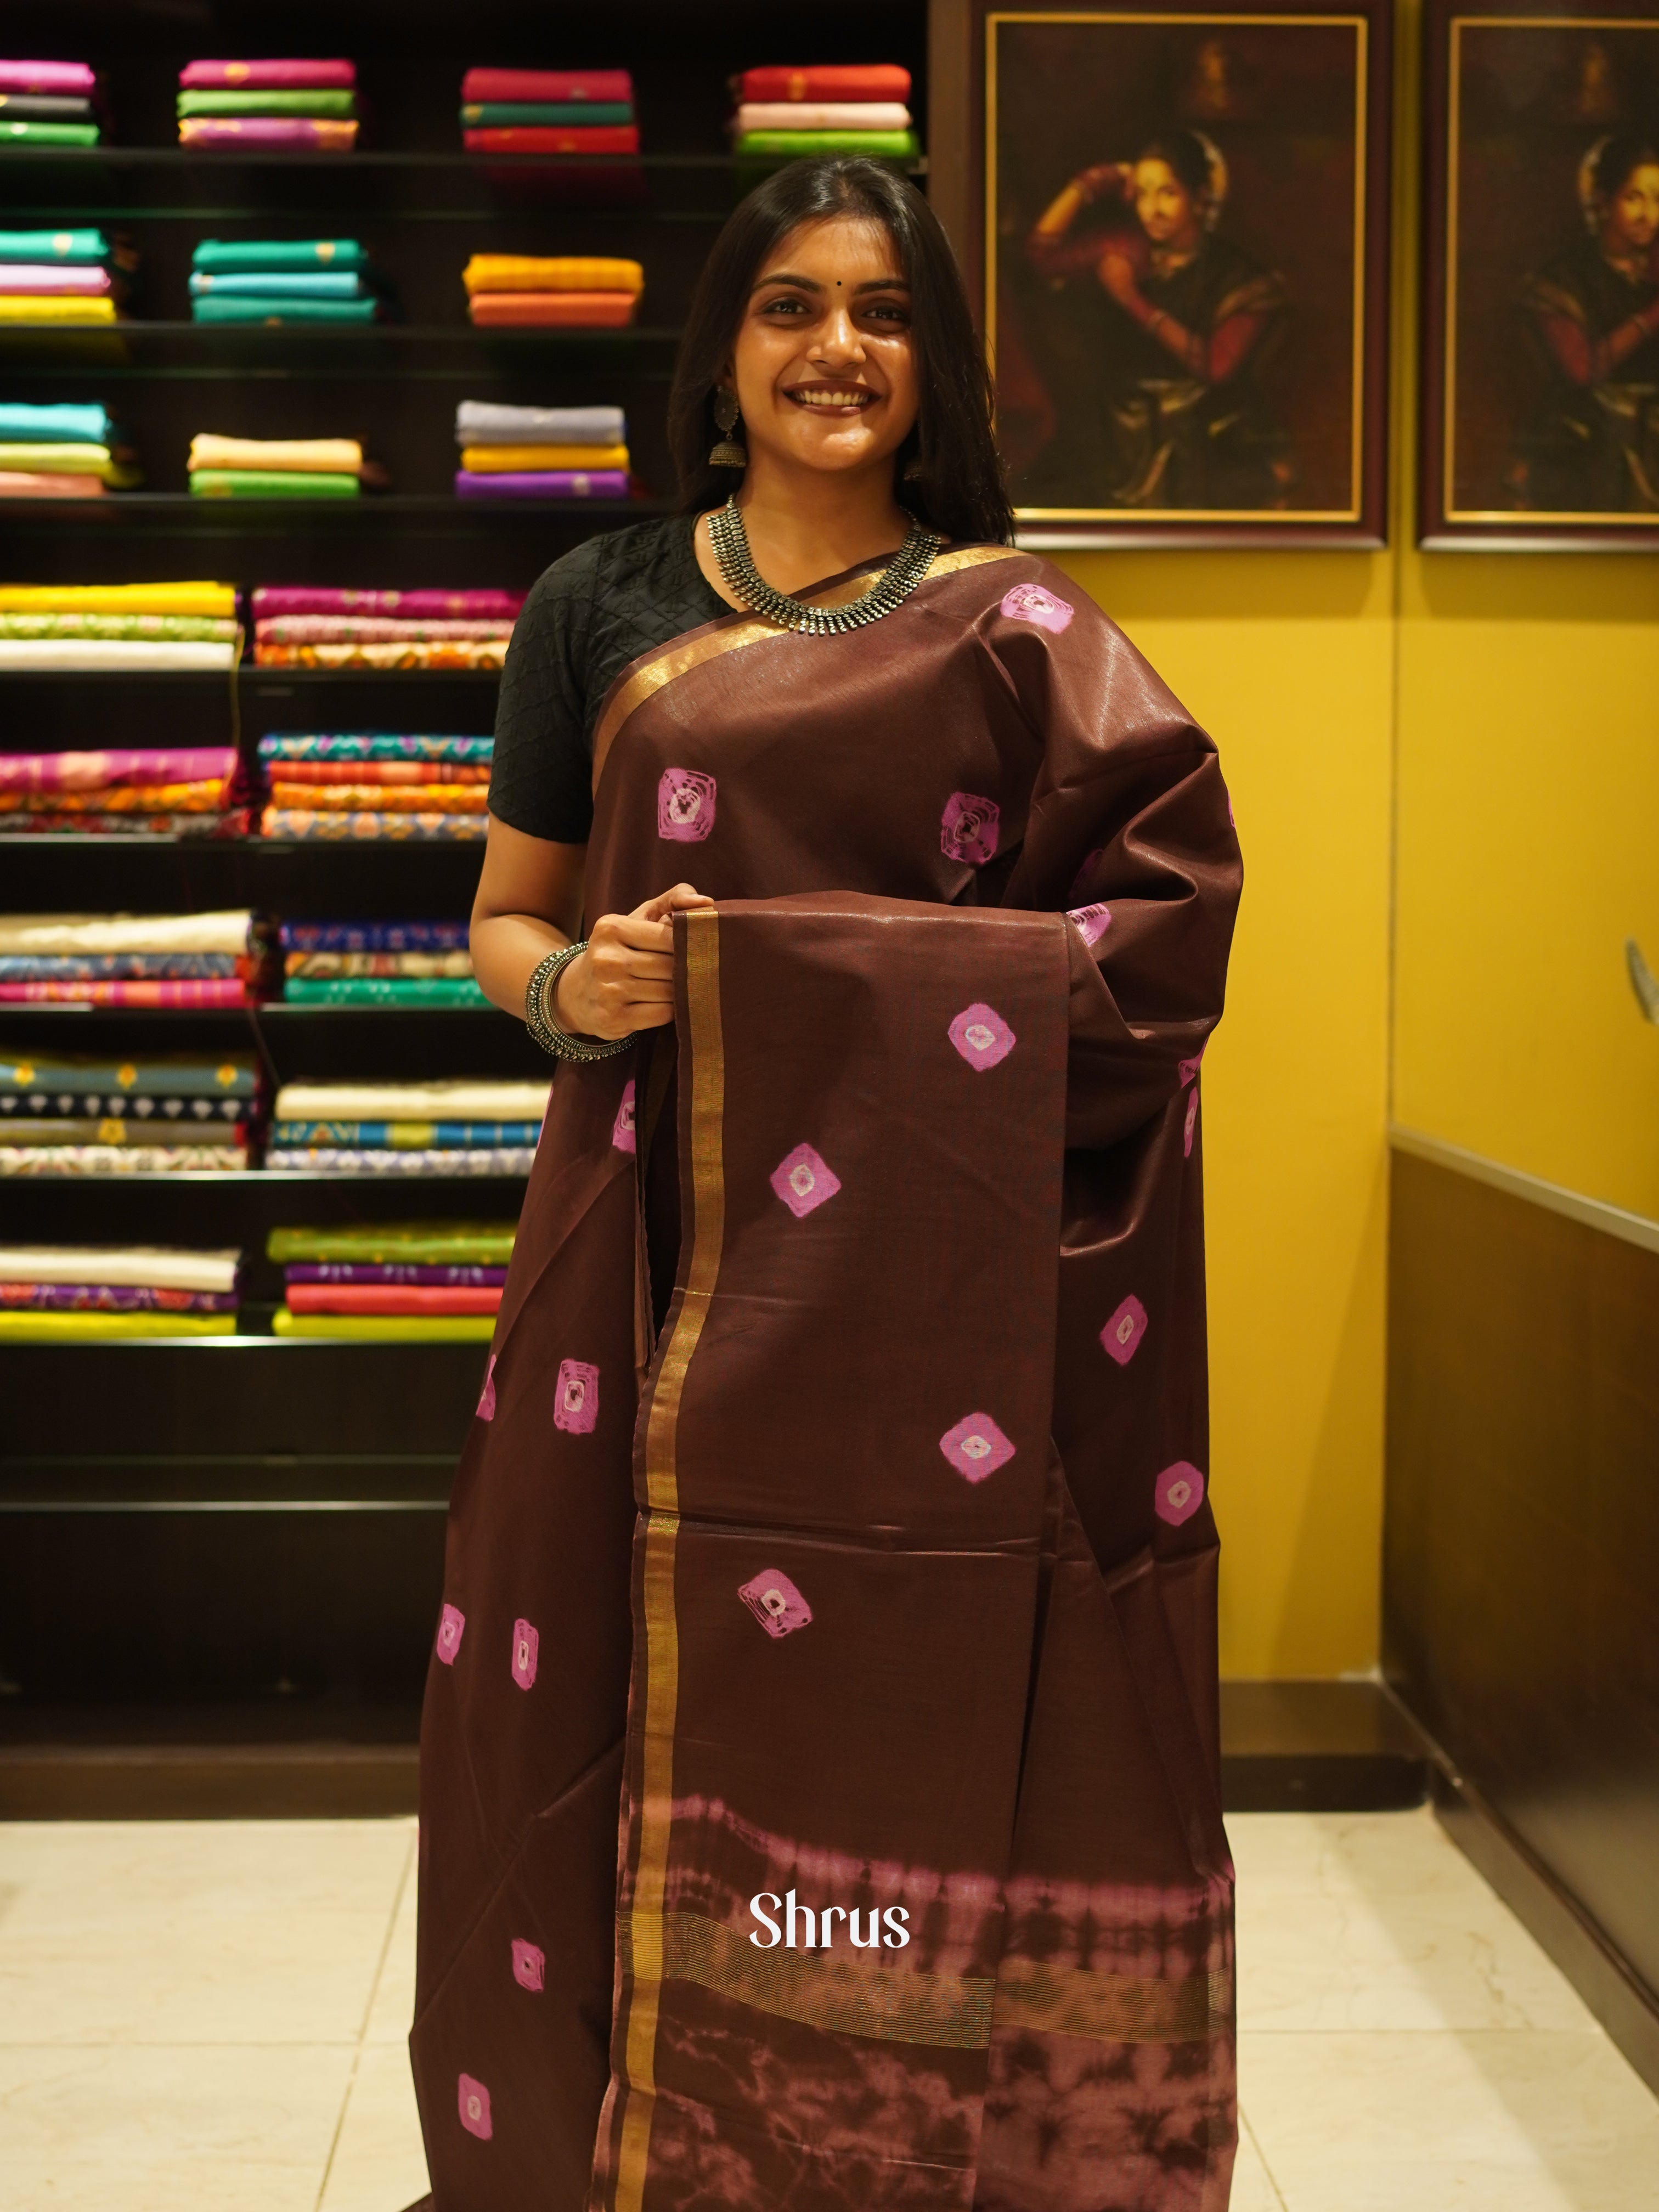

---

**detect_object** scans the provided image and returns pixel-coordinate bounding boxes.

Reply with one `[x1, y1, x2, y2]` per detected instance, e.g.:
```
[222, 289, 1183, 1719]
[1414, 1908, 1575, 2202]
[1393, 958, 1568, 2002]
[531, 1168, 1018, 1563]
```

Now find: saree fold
[250, 587, 520, 621]
[267, 1222, 516, 1265]
[261, 808, 487, 840]
[261, 737, 492, 769]
[253, 643, 504, 670]
[410, 550, 1242, 2212]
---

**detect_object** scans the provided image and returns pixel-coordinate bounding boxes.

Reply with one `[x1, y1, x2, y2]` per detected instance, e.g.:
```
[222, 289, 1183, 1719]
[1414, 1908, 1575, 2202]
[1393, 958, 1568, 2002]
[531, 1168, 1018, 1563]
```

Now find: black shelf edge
[0, 493, 670, 518]
[0, 670, 501, 686]
[0, 323, 684, 342]
[0, 148, 740, 170]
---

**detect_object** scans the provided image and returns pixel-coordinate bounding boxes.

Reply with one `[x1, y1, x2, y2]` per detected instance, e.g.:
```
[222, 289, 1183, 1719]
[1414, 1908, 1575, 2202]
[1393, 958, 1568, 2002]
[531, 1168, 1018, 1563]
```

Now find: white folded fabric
[0, 1244, 241, 1291]
[0, 640, 237, 670]
[0, 910, 253, 955]
[264, 1147, 538, 1176]
[734, 102, 912, 132]
[273, 1079, 551, 1121]
[453, 402, 625, 447]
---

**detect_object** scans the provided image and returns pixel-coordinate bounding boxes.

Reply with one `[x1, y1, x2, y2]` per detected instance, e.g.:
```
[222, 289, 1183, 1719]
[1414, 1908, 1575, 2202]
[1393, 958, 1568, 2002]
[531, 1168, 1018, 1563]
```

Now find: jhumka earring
[708, 387, 747, 468]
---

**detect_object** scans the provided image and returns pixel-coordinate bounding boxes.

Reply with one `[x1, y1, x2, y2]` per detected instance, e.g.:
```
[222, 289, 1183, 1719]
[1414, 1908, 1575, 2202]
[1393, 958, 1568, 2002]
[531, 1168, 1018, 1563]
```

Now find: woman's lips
[784, 386, 877, 413]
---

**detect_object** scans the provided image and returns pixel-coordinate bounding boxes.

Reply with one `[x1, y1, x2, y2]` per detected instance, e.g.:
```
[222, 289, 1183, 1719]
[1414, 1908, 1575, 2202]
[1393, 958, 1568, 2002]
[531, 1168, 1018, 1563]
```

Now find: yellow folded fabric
[458, 443, 630, 473]
[0, 1311, 236, 1340]
[188, 435, 364, 475]
[461, 255, 644, 296]
[0, 583, 238, 617]
[273, 1308, 496, 1341]
[0, 297, 117, 324]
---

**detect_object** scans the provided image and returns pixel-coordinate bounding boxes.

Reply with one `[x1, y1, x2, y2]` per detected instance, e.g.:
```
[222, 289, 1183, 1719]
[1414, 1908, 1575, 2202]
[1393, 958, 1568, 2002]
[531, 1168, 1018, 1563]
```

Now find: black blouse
[487, 515, 730, 845]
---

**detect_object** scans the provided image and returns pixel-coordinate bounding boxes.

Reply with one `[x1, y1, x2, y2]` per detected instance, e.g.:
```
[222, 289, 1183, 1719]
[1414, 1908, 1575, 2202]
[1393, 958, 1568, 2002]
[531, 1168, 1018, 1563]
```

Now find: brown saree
[410, 547, 1243, 2212]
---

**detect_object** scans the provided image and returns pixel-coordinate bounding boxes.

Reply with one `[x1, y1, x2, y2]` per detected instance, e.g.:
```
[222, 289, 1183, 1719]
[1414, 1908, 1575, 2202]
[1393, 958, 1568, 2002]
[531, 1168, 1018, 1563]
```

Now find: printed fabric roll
[273, 1119, 532, 1148]
[0, 749, 236, 794]
[268, 1223, 516, 1266]
[268, 781, 487, 812]
[273, 1308, 494, 1340]
[0, 953, 239, 978]
[264, 1147, 535, 1175]
[253, 641, 503, 669]
[284, 1262, 506, 1285]
[0, 1047, 259, 1099]
[0, 979, 251, 1007]
[0, 583, 236, 617]
[465, 293, 636, 329]
[274, 1078, 548, 1121]
[0, 1146, 249, 1174]
[0, 1117, 245, 1146]
[0, 640, 237, 670]
[455, 470, 628, 499]
[0, 1243, 241, 1290]
[281, 978, 489, 1007]
[284, 948, 473, 977]
[0, 1283, 237, 1313]
[259, 734, 493, 765]
[286, 1282, 501, 1316]
[0, 779, 227, 814]
[459, 69, 632, 104]
[0, 616, 236, 643]
[262, 808, 486, 840]
[193, 238, 366, 272]
[7, 809, 252, 838]
[738, 64, 911, 102]
[262, 752, 489, 778]
[255, 618, 510, 646]
[179, 117, 359, 149]
[461, 255, 644, 295]
[0, 1097, 243, 1130]
[179, 60, 357, 90]
[193, 471, 359, 500]
[0, 1310, 236, 1338]
[250, 588, 520, 620]
[278, 918, 472, 950]
[454, 401, 624, 447]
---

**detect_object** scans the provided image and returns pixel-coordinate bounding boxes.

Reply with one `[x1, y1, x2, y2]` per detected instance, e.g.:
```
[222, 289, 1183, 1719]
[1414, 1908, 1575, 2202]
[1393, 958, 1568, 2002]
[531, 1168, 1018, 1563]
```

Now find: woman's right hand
[552, 883, 712, 1039]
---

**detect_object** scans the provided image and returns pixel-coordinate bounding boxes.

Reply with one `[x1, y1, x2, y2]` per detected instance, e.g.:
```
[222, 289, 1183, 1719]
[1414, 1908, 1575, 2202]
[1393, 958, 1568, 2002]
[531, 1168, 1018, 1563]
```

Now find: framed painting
[968, 2, 1392, 546]
[1422, 0, 1659, 546]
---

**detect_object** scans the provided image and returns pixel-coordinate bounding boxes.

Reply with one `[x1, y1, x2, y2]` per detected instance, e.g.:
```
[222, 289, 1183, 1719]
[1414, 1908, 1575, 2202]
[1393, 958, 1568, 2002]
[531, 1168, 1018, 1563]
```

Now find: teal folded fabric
[283, 977, 489, 1006]
[0, 228, 109, 263]
[190, 295, 379, 324]
[189, 270, 366, 298]
[191, 469, 360, 498]
[192, 239, 368, 273]
[459, 101, 634, 127]
[0, 402, 110, 443]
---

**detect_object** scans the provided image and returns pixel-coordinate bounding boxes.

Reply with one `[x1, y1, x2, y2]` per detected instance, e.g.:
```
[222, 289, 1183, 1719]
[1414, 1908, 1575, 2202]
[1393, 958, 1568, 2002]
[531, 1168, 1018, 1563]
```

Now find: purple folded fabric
[284, 1262, 508, 1286]
[0, 1283, 239, 1313]
[180, 117, 356, 146]
[251, 586, 523, 619]
[454, 469, 629, 500]
[0, 747, 238, 794]
[179, 59, 356, 89]
[0, 62, 95, 96]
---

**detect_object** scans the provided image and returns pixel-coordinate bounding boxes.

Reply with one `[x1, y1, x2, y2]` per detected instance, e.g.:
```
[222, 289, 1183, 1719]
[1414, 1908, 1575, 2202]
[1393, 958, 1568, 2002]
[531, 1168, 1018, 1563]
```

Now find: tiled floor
[1, 1807, 1655, 2210]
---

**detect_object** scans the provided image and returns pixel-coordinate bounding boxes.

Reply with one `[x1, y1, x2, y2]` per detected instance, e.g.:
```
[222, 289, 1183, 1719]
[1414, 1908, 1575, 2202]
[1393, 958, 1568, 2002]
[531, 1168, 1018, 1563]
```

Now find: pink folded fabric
[254, 616, 512, 644]
[460, 67, 631, 104]
[179, 116, 358, 148]
[179, 59, 356, 89]
[251, 586, 524, 619]
[0, 747, 238, 794]
[0, 979, 252, 1007]
[0, 266, 111, 296]
[0, 474, 104, 499]
[0, 61, 95, 95]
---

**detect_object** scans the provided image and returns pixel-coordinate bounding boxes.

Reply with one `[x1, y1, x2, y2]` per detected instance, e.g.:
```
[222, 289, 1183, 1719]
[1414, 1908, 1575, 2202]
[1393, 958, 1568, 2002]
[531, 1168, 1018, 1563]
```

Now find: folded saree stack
[0, 745, 250, 838]
[458, 67, 636, 157]
[0, 1044, 261, 1172]
[0, 222, 125, 327]
[0, 1243, 242, 1339]
[731, 64, 920, 173]
[270, 1218, 515, 1340]
[189, 432, 374, 500]
[177, 60, 358, 151]
[453, 401, 629, 500]
[0, 60, 101, 148]
[252, 586, 520, 675]
[0, 911, 269, 1005]
[277, 917, 486, 1006]
[461, 254, 642, 331]
[0, 402, 138, 497]
[190, 238, 382, 325]
[259, 731, 494, 839]
[0, 582, 239, 675]
[266, 1080, 546, 1176]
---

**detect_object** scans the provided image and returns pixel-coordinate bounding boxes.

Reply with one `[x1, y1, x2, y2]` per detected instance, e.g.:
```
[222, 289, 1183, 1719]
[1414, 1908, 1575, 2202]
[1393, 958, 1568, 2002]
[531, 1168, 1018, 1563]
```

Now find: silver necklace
[707, 494, 943, 636]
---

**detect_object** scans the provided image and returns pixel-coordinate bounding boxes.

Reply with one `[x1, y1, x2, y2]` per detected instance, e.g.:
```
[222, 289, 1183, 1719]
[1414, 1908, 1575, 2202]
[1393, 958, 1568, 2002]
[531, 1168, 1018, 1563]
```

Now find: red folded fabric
[251, 586, 524, 619]
[285, 1282, 503, 1316]
[462, 124, 637, 154]
[467, 291, 636, 328]
[740, 65, 912, 103]
[460, 68, 632, 104]
[179, 59, 357, 89]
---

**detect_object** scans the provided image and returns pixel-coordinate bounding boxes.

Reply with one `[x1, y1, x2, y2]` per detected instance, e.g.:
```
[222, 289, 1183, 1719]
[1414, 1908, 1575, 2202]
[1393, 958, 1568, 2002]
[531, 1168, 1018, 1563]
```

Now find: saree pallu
[410, 549, 1242, 2212]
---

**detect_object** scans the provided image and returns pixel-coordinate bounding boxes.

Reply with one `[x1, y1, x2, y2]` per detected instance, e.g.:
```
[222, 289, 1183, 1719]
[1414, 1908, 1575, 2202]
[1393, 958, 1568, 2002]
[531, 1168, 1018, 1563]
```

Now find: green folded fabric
[0, 121, 100, 146]
[459, 101, 634, 127]
[283, 977, 489, 1006]
[190, 295, 379, 325]
[0, 228, 109, 262]
[0, 1310, 235, 1339]
[735, 129, 920, 159]
[190, 469, 360, 498]
[0, 442, 112, 475]
[273, 1308, 495, 1341]
[0, 612, 236, 640]
[269, 1223, 516, 1265]
[193, 239, 368, 273]
[177, 90, 358, 118]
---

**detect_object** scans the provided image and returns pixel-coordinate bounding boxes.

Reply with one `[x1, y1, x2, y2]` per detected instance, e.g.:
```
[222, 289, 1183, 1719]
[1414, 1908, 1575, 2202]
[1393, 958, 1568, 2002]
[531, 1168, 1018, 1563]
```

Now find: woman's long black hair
[667, 157, 1014, 545]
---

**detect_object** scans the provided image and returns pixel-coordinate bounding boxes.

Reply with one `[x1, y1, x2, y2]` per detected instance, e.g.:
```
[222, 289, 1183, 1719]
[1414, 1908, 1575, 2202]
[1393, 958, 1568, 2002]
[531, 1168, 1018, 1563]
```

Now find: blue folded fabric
[0, 402, 110, 444]
[189, 270, 367, 298]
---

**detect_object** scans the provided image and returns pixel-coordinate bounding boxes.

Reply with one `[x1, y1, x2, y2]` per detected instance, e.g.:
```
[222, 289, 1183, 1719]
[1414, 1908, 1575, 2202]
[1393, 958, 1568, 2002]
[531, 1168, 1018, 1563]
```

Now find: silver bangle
[524, 943, 632, 1064]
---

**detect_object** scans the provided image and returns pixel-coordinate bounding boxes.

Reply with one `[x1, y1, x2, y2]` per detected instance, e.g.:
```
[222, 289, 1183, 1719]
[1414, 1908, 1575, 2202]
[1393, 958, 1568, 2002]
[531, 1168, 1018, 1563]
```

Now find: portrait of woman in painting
[1512, 129, 1659, 511]
[1022, 127, 1292, 510]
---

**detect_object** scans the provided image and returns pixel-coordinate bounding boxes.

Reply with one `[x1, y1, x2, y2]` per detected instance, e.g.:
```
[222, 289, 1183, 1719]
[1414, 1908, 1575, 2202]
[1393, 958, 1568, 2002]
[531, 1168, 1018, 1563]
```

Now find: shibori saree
[410, 545, 1243, 2212]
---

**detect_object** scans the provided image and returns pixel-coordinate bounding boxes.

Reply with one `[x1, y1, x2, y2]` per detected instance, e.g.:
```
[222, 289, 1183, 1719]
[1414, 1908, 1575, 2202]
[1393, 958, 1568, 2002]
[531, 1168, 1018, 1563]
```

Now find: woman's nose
[812, 306, 867, 363]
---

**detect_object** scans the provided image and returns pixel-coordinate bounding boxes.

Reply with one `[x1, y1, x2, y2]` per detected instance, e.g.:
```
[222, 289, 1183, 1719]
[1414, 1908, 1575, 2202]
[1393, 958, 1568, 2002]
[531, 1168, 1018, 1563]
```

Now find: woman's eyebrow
[749, 272, 911, 295]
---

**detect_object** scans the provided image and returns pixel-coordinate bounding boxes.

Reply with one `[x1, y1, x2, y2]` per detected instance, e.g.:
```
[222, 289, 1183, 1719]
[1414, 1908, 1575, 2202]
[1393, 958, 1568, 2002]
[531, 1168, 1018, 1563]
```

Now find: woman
[1514, 131, 1659, 511]
[409, 156, 1242, 2212]
[1023, 129, 1290, 509]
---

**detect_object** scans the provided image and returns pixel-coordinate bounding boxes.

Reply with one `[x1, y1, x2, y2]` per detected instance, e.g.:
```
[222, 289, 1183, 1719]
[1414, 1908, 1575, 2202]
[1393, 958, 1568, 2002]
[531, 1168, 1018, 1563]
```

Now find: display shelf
[1, 493, 671, 523]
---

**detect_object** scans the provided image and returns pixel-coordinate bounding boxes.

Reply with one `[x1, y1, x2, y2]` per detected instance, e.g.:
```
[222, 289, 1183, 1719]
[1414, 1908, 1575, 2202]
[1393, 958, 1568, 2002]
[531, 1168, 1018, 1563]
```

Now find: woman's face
[1131, 159, 1201, 247]
[1603, 160, 1659, 252]
[725, 214, 919, 480]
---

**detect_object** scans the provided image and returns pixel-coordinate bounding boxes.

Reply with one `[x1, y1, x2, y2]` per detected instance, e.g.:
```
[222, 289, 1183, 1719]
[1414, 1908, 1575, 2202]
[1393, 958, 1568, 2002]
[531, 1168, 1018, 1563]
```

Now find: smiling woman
[409, 157, 1244, 2212]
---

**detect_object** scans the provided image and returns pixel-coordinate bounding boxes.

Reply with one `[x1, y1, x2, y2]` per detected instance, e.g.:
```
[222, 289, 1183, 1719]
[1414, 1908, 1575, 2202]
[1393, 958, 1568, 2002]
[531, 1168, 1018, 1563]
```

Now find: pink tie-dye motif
[940, 791, 1000, 865]
[510, 1938, 545, 1993]
[939, 1412, 1016, 1483]
[1178, 1047, 1204, 1087]
[554, 1358, 599, 1434]
[769, 1141, 842, 1218]
[475, 1353, 496, 1421]
[1068, 844, 1105, 902]
[611, 1079, 636, 1154]
[436, 1603, 465, 1664]
[657, 766, 715, 842]
[739, 1568, 813, 1639]
[1184, 1086, 1199, 1157]
[948, 1001, 1017, 1070]
[1067, 903, 1113, 948]
[458, 2073, 493, 2140]
[1101, 1294, 1149, 1367]
[1155, 1460, 1205, 1526]
[511, 1617, 539, 1690]
[999, 580, 1075, 633]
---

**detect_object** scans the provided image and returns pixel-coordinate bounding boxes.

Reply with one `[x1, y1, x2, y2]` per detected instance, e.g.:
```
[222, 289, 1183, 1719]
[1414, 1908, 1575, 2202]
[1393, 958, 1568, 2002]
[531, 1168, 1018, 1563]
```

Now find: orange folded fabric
[467, 292, 637, 329]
